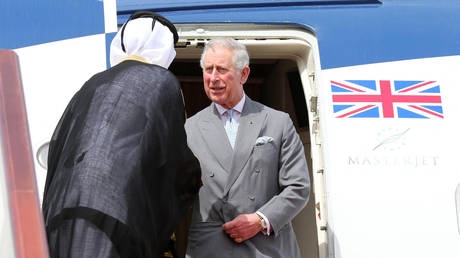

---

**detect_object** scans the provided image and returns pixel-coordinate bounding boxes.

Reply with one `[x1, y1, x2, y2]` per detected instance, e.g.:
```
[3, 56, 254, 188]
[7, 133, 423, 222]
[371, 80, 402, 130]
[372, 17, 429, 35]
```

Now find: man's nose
[210, 68, 219, 82]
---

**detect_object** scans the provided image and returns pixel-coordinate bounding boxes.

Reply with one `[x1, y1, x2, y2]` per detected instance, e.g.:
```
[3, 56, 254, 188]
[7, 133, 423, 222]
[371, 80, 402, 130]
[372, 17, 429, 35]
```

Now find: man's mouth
[210, 86, 225, 93]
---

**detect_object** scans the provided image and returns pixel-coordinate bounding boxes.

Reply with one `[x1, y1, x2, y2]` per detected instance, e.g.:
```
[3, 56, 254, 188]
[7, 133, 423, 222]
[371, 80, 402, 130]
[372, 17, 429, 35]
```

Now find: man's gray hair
[199, 38, 249, 72]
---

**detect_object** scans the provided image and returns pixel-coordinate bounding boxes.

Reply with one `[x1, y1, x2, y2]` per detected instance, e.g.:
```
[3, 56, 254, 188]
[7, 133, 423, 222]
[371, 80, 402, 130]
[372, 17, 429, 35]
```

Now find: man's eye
[217, 68, 228, 73]
[205, 67, 213, 73]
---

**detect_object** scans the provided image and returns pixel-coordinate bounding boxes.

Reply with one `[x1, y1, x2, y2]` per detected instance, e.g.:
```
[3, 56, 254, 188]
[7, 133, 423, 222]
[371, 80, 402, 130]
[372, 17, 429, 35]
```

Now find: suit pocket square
[255, 136, 274, 146]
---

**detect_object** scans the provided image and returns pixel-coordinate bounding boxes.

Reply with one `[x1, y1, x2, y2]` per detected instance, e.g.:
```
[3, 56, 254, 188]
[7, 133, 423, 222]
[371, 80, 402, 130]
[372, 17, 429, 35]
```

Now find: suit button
[209, 172, 214, 177]
[249, 196, 255, 201]
[255, 169, 260, 174]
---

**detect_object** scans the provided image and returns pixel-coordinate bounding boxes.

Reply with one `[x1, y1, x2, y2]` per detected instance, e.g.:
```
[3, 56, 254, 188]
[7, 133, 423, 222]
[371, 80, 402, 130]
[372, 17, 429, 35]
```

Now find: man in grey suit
[185, 38, 310, 258]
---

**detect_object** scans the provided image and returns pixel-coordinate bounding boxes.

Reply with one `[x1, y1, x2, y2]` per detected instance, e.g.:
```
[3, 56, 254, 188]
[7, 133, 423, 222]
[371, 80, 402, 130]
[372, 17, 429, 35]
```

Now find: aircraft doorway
[171, 24, 326, 258]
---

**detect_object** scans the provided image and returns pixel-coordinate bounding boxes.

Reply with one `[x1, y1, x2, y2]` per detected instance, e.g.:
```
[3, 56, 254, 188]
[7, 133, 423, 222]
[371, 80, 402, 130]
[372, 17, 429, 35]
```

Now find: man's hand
[222, 213, 263, 243]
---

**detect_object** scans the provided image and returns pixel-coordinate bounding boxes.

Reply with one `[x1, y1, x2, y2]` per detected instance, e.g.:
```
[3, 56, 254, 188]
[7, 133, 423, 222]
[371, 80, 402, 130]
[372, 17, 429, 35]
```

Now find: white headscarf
[110, 17, 176, 68]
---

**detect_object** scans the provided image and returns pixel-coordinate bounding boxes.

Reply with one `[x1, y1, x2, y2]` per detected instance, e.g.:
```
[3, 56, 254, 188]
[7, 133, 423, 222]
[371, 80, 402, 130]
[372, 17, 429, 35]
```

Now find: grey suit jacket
[185, 97, 310, 258]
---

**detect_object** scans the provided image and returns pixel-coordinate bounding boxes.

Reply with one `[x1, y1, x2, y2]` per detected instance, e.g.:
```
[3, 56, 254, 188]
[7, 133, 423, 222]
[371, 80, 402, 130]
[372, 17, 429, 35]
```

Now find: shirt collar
[216, 93, 246, 116]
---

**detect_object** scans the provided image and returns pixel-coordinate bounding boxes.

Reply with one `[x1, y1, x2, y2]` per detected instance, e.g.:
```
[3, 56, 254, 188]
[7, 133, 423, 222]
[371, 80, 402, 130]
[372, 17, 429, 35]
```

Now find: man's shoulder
[249, 99, 289, 120]
[185, 104, 213, 126]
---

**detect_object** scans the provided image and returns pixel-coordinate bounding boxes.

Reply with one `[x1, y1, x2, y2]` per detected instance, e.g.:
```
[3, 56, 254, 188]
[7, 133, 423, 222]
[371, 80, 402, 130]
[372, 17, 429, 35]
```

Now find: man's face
[202, 46, 249, 109]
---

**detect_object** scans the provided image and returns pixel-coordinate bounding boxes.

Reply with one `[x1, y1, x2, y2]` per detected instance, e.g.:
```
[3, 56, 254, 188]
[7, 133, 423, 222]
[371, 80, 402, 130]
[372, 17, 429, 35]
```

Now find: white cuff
[256, 211, 271, 236]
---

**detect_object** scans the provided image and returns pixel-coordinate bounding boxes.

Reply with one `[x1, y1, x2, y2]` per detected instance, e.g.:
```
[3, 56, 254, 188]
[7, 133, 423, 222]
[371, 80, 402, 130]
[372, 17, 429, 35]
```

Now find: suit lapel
[224, 98, 266, 195]
[198, 104, 234, 173]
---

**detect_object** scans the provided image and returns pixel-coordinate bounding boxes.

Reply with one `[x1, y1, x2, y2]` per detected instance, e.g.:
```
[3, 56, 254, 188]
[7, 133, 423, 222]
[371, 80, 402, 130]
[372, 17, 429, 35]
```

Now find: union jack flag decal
[331, 80, 443, 118]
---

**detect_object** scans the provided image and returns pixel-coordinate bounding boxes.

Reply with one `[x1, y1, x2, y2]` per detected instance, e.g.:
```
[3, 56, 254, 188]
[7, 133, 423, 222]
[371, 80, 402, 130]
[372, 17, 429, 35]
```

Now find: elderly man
[42, 11, 201, 258]
[185, 38, 310, 257]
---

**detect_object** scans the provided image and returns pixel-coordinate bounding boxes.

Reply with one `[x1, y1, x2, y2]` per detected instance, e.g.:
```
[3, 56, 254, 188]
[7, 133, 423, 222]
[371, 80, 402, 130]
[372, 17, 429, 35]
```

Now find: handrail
[0, 49, 49, 258]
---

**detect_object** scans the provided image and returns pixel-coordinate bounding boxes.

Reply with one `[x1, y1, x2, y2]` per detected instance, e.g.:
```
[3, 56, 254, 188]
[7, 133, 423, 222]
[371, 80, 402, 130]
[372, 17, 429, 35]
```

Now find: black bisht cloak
[42, 60, 202, 258]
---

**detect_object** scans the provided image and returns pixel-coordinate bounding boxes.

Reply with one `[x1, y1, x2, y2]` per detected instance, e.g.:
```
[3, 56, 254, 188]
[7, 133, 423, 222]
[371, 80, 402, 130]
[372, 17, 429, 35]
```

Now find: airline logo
[331, 80, 443, 118]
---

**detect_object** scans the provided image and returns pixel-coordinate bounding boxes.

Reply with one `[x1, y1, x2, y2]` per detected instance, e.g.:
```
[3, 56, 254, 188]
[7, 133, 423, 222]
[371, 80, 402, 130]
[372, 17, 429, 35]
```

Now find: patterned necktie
[224, 109, 238, 149]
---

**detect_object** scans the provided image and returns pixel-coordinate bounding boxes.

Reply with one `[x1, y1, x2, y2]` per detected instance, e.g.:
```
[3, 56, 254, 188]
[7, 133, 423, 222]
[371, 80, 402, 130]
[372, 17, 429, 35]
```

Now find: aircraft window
[37, 142, 49, 170]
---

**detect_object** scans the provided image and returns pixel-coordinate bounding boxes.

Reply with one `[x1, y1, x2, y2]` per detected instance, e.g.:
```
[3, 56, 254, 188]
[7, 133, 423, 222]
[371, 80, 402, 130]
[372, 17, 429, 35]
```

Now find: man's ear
[240, 66, 250, 84]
